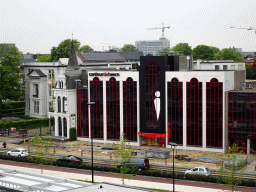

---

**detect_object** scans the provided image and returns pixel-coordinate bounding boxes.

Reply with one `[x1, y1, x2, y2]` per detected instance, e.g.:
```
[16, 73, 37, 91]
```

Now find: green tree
[157, 48, 172, 56]
[78, 45, 94, 53]
[245, 63, 256, 79]
[27, 128, 55, 174]
[217, 48, 243, 61]
[113, 133, 136, 185]
[217, 143, 246, 192]
[0, 45, 24, 117]
[50, 39, 81, 61]
[37, 54, 51, 62]
[121, 44, 138, 52]
[192, 45, 217, 60]
[173, 43, 192, 56]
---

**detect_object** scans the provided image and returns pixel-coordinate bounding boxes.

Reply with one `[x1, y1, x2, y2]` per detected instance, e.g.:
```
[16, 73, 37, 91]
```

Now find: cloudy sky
[1, 0, 256, 54]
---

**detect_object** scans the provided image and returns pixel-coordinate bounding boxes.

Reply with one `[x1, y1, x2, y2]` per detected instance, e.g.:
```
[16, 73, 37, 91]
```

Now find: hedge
[0, 117, 54, 130]
[1, 154, 256, 188]
[1, 101, 25, 110]
[69, 128, 77, 141]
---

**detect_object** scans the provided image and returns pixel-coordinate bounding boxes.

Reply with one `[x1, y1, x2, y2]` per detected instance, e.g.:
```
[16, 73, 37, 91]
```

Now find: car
[185, 166, 210, 176]
[117, 157, 150, 170]
[7, 148, 28, 157]
[56, 155, 83, 164]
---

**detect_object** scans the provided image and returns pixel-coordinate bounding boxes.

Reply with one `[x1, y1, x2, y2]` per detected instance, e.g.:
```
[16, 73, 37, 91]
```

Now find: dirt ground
[1, 137, 256, 172]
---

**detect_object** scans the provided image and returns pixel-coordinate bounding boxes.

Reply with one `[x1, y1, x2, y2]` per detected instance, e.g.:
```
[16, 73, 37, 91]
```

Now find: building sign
[89, 72, 120, 77]
[71, 114, 75, 128]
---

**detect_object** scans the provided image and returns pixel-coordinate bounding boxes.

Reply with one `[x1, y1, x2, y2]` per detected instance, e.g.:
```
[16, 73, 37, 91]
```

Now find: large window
[123, 77, 137, 142]
[77, 89, 89, 137]
[33, 84, 39, 98]
[206, 78, 223, 148]
[90, 77, 104, 139]
[187, 78, 202, 147]
[106, 77, 120, 140]
[63, 118, 67, 137]
[34, 101, 39, 114]
[167, 78, 183, 145]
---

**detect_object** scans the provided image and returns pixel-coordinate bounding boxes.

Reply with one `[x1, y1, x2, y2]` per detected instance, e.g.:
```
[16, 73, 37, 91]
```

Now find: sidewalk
[0, 163, 231, 192]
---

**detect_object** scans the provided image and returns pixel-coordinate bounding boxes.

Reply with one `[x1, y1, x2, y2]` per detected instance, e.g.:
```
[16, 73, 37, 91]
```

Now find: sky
[1, 0, 256, 54]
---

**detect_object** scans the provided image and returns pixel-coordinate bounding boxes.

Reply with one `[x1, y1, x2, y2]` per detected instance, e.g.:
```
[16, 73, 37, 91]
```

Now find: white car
[185, 166, 210, 176]
[7, 148, 28, 157]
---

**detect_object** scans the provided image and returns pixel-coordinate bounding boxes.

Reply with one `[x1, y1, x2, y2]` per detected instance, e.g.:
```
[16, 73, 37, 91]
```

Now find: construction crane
[231, 25, 256, 34]
[147, 23, 170, 38]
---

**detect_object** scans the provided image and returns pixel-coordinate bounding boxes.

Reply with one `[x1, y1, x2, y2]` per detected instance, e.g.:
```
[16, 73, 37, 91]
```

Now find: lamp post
[169, 142, 178, 192]
[87, 102, 95, 183]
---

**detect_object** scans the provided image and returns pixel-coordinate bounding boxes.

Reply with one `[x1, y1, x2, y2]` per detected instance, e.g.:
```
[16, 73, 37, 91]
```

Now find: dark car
[117, 157, 149, 170]
[57, 155, 83, 164]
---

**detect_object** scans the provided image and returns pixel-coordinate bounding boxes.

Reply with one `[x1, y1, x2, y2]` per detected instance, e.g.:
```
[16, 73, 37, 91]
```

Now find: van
[117, 157, 150, 170]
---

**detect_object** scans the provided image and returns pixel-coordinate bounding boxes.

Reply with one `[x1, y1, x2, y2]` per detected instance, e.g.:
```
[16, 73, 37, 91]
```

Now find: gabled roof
[79, 52, 125, 63]
[118, 51, 144, 60]
[27, 69, 47, 77]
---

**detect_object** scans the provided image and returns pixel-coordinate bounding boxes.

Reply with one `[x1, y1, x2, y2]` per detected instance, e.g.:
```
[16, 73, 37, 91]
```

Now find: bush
[0, 117, 55, 130]
[69, 128, 77, 141]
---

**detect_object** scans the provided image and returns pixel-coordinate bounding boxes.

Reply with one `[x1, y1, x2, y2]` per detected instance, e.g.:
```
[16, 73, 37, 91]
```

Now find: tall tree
[37, 54, 51, 62]
[0, 45, 24, 116]
[217, 48, 243, 61]
[50, 39, 80, 61]
[121, 44, 138, 52]
[78, 45, 94, 53]
[173, 43, 192, 56]
[192, 45, 217, 60]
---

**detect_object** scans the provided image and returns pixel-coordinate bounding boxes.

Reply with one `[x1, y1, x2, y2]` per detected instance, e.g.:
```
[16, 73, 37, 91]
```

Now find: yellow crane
[147, 23, 170, 38]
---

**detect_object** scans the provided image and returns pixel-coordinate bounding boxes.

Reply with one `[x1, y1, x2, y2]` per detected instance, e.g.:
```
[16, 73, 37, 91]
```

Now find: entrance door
[58, 117, 62, 136]
[63, 118, 67, 137]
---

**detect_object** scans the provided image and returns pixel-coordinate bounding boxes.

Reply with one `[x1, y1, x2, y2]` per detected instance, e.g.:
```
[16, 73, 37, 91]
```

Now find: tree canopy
[121, 44, 138, 52]
[37, 54, 51, 62]
[217, 48, 243, 61]
[157, 48, 172, 56]
[0, 45, 24, 116]
[172, 43, 192, 56]
[245, 63, 256, 79]
[78, 45, 94, 53]
[192, 45, 217, 60]
[50, 39, 81, 62]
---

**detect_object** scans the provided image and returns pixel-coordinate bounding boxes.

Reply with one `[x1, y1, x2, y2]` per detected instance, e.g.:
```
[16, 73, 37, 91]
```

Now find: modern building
[24, 40, 256, 154]
[135, 37, 170, 56]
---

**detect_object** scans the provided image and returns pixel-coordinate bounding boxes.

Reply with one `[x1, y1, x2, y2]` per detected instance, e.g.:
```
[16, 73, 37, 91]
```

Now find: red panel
[138, 132, 165, 137]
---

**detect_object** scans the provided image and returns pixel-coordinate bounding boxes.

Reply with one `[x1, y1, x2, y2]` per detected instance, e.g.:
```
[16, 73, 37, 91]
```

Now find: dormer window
[74, 79, 81, 88]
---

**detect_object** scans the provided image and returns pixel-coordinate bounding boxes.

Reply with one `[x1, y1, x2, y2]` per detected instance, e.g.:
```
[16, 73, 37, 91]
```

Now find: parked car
[57, 155, 83, 164]
[185, 166, 210, 176]
[117, 157, 150, 170]
[7, 148, 28, 157]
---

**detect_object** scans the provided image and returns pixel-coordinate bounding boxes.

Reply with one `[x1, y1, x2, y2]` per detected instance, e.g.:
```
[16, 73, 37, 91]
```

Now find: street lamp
[87, 102, 95, 183]
[169, 142, 178, 192]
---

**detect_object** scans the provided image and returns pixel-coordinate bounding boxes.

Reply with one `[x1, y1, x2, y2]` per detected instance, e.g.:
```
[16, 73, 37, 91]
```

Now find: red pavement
[0, 159, 256, 192]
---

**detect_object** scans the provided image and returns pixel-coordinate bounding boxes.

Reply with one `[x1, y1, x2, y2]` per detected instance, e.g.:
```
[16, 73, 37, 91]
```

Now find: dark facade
[228, 91, 256, 152]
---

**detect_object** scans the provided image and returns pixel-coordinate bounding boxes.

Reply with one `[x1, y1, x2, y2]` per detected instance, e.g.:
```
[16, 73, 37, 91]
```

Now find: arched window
[58, 96, 61, 112]
[63, 118, 67, 137]
[190, 78, 199, 87]
[171, 77, 179, 86]
[63, 97, 66, 113]
[210, 78, 219, 87]
[58, 117, 62, 136]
